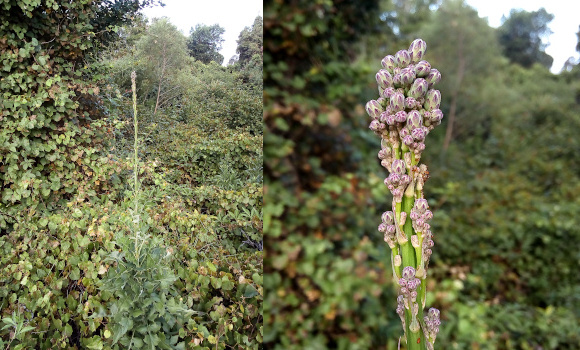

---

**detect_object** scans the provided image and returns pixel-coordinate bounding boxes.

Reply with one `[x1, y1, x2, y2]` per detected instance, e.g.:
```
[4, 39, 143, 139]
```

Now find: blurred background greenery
[263, 0, 580, 349]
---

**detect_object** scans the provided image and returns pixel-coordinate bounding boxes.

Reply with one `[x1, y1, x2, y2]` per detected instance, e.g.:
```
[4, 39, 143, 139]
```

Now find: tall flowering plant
[366, 39, 442, 350]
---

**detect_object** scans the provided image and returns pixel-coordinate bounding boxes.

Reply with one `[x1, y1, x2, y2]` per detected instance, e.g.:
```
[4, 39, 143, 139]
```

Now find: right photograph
[263, 0, 580, 349]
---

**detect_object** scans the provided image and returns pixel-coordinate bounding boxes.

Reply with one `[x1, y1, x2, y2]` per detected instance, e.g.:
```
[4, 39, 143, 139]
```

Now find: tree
[236, 16, 263, 67]
[137, 18, 189, 116]
[497, 8, 554, 69]
[418, 0, 504, 152]
[187, 23, 225, 64]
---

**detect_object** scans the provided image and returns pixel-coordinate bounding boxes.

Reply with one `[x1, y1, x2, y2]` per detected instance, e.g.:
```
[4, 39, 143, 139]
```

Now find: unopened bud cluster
[366, 39, 441, 349]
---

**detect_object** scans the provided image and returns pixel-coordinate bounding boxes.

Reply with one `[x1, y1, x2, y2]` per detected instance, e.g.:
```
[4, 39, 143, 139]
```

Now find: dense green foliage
[1, 1, 262, 349]
[187, 24, 226, 65]
[264, 0, 580, 349]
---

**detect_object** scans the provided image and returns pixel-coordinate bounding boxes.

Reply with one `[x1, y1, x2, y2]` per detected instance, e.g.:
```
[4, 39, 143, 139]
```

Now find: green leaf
[83, 336, 103, 349]
[243, 285, 259, 298]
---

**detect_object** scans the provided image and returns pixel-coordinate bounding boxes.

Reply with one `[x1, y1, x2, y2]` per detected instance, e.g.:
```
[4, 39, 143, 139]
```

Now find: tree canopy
[187, 23, 225, 64]
[497, 8, 554, 69]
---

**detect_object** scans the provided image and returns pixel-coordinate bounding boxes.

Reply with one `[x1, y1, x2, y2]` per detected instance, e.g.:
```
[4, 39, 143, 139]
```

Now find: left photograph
[0, 0, 262, 349]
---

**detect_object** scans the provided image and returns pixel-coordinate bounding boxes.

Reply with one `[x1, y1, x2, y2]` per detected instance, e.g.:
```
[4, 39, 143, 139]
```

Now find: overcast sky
[142, 0, 262, 65]
[465, 0, 580, 73]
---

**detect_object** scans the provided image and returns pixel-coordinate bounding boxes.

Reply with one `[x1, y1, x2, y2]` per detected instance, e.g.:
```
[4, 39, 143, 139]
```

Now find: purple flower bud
[395, 110, 407, 123]
[428, 308, 440, 319]
[382, 211, 394, 224]
[400, 68, 416, 86]
[416, 142, 426, 152]
[378, 223, 387, 232]
[430, 109, 444, 122]
[403, 135, 413, 146]
[393, 73, 402, 87]
[399, 278, 407, 287]
[395, 49, 411, 67]
[424, 89, 441, 111]
[415, 198, 429, 211]
[405, 97, 417, 109]
[412, 127, 426, 141]
[425, 68, 441, 87]
[391, 159, 406, 174]
[378, 148, 389, 159]
[389, 173, 401, 185]
[379, 112, 388, 123]
[406, 110, 423, 129]
[386, 114, 396, 125]
[400, 127, 410, 137]
[382, 87, 395, 98]
[386, 225, 396, 234]
[402, 266, 416, 280]
[423, 210, 433, 221]
[376, 69, 393, 89]
[369, 120, 381, 131]
[381, 159, 390, 169]
[390, 92, 405, 112]
[381, 55, 396, 72]
[377, 97, 386, 106]
[408, 78, 428, 99]
[414, 60, 431, 77]
[410, 210, 420, 221]
[365, 100, 382, 119]
[409, 39, 427, 63]
[400, 174, 411, 184]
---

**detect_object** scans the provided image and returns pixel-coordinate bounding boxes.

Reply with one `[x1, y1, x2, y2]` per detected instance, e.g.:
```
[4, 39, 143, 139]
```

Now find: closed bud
[406, 110, 423, 129]
[386, 114, 396, 125]
[405, 97, 417, 109]
[390, 92, 405, 112]
[393, 73, 402, 87]
[412, 127, 426, 141]
[378, 223, 387, 232]
[365, 100, 382, 118]
[403, 135, 413, 146]
[400, 68, 416, 86]
[430, 109, 444, 122]
[382, 211, 395, 224]
[376, 69, 393, 89]
[408, 78, 428, 99]
[386, 225, 396, 234]
[369, 120, 381, 131]
[424, 89, 441, 111]
[414, 60, 431, 77]
[395, 110, 407, 123]
[395, 49, 411, 67]
[425, 68, 441, 87]
[382, 87, 395, 98]
[402, 266, 416, 280]
[392, 159, 406, 175]
[415, 198, 429, 211]
[423, 210, 433, 221]
[409, 39, 427, 63]
[381, 55, 396, 72]
[378, 148, 389, 159]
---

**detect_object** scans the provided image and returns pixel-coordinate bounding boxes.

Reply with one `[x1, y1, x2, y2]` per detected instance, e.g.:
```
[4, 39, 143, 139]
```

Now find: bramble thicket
[0, 1, 262, 349]
[264, 0, 580, 349]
